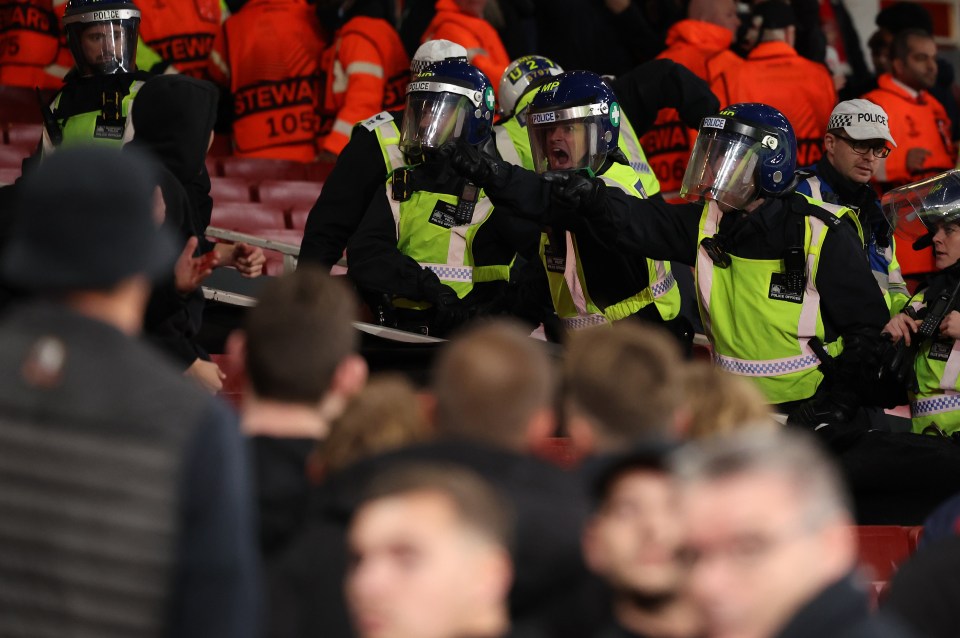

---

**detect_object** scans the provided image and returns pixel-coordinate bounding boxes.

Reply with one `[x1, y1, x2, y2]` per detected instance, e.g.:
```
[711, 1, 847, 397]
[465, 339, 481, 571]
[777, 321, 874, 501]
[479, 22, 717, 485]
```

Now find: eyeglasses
[833, 133, 891, 159]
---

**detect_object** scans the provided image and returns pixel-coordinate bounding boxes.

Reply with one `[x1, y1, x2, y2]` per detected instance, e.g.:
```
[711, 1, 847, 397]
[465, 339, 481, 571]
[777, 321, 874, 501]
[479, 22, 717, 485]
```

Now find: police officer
[40, 0, 153, 154]
[298, 40, 468, 270]
[452, 103, 890, 426]
[491, 69, 683, 337]
[796, 99, 908, 315]
[346, 59, 537, 337]
[883, 170, 960, 436]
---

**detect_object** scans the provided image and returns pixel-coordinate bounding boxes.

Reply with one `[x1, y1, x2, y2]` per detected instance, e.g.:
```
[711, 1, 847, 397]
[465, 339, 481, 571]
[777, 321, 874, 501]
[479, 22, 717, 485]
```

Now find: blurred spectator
[819, 0, 871, 101]
[0, 146, 258, 638]
[640, 0, 741, 198]
[137, 0, 221, 78]
[298, 39, 467, 269]
[862, 29, 956, 190]
[563, 322, 685, 455]
[483, 0, 536, 61]
[422, 0, 510, 94]
[674, 429, 916, 638]
[884, 536, 960, 638]
[582, 444, 704, 638]
[680, 362, 774, 439]
[346, 463, 514, 638]
[310, 373, 432, 479]
[866, 28, 894, 89]
[317, 0, 410, 158]
[208, 0, 326, 161]
[231, 267, 367, 555]
[795, 99, 909, 314]
[712, 0, 837, 167]
[917, 490, 960, 549]
[0, 0, 68, 89]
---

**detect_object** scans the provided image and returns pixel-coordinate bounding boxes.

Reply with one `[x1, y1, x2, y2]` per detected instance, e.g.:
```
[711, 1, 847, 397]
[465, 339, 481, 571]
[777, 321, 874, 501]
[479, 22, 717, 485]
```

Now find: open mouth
[550, 147, 570, 166]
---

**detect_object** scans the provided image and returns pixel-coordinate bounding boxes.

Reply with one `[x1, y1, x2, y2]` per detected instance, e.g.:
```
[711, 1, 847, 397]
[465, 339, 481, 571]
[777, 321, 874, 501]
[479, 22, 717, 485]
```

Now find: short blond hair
[681, 362, 775, 439]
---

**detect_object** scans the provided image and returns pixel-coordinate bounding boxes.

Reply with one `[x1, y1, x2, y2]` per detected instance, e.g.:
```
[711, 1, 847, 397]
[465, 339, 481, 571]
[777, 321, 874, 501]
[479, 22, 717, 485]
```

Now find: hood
[128, 75, 219, 184]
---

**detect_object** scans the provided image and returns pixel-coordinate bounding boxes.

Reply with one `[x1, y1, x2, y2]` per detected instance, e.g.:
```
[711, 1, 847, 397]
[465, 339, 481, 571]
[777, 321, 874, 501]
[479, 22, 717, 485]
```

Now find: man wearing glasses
[796, 100, 909, 315]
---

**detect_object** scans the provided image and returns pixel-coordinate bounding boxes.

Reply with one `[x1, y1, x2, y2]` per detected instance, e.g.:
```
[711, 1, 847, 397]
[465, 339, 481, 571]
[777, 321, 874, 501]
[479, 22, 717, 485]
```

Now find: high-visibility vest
[711, 41, 837, 168]
[697, 195, 861, 403]
[318, 15, 409, 156]
[372, 117, 510, 308]
[619, 114, 660, 197]
[797, 172, 909, 315]
[42, 78, 145, 155]
[209, 0, 324, 161]
[422, 0, 509, 97]
[137, 0, 220, 78]
[908, 291, 960, 435]
[0, 0, 65, 89]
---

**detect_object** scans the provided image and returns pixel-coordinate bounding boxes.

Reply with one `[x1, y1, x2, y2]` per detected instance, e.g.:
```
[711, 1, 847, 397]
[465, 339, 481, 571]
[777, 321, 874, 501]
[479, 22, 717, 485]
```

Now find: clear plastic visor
[66, 19, 138, 75]
[881, 170, 960, 243]
[528, 114, 606, 175]
[680, 128, 761, 210]
[399, 92, 472, 155]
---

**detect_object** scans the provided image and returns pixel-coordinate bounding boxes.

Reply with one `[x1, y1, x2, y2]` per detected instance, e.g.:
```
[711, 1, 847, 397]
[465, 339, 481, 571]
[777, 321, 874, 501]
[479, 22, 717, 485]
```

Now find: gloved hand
[542, 171, 606, 217]
[440, 140, 509, 191]
[786, 392, 859, 430]
[430, 285, 471, 337]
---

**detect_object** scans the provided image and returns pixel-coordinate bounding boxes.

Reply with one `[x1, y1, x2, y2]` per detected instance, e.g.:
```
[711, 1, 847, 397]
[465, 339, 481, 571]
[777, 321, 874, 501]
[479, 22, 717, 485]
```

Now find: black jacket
[884, 536, 960, 638]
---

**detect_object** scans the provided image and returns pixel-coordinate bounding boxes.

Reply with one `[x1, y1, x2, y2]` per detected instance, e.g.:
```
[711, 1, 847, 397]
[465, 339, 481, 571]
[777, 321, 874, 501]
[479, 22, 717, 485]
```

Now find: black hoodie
[127, 75, 219, 368]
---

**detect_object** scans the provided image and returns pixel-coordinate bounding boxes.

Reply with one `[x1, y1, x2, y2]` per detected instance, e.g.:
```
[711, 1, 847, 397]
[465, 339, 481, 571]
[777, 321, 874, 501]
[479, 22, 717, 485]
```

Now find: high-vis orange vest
[0, 0, 66, 89]
[712, 41, 837, 168]
[641, 19, 737, 199]
[317, 15, 409, 156]
[422, 0, 508, 95]
[209, 0, 325, 161]
[863, 74, 956, 187]
[137, 0, 220, 78]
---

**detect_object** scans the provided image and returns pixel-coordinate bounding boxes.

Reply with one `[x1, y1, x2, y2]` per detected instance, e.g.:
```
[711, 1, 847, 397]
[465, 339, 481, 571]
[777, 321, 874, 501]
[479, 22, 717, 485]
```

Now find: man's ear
[319, 354, 369, 423]
[891, 56, 904, 79]
[823, 133, 836, 155]
[524, 406, 557, 451]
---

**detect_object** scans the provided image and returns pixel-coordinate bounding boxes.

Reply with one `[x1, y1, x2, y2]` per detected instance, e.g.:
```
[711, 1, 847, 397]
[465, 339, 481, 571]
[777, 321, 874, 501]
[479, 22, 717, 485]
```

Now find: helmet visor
[527, 105, 608, 175]
[65, 16, 139, 75]
[399, 91, 472, 155]
[681, 126, 762, 210]
[882, 170, 960, 244]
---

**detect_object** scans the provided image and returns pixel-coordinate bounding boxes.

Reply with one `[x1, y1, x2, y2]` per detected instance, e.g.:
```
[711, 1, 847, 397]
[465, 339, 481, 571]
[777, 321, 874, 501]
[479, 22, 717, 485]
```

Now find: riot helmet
[882, 170, 960, 250]
[498, 55, 563, 119]
[63, 0, 140, 76]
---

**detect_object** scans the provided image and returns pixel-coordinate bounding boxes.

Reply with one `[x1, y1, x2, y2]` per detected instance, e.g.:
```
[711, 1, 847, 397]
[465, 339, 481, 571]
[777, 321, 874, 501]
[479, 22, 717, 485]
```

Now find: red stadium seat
[857, 525, 912, 582]
[208, 134, 232, 157]
[0, 86, 47, 124]
[906, 526, 924, 553]
[209, 353, 245, 408]
[304, 160, 336, 182]
[0, 167, 20, 186]
[256, 229, 303, 276]
[5, 122, 42, 147]
[220, 157, 309, 181]
[290, 207, 311, 230]
[205, 156, 221, 177]
[258, 179, 321, 210]
[0, 145, 30, 169]
[209, 177, 255, 204]
[210, 202, 287, 232]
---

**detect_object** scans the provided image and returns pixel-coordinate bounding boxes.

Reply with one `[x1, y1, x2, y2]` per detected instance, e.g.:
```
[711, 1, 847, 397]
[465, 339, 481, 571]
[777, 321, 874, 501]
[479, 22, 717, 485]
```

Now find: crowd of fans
[4, 0, 960, 637]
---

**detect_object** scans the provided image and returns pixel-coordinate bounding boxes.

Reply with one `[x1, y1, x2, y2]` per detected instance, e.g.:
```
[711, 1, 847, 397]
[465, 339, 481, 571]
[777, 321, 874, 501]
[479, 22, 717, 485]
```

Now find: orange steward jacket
[421, 0, 508, 93]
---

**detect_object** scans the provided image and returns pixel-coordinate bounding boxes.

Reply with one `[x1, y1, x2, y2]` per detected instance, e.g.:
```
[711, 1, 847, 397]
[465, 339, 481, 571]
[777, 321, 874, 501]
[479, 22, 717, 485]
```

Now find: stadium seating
[5, 122, 42, 147]
[0, 167, 20, 186]
[258, 179, 322, 210]
[210, 202, 287, 232]
[290, 207, 311, 230]
[209, 177, 255, 205]
[220, 157, 311, 181]
[0, 145, 30, 170]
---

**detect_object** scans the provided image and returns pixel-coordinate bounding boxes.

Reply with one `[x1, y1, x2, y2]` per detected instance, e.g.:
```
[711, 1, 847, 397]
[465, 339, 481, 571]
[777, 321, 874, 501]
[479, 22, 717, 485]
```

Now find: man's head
[687, 0, 740, 34]
[563, 323, 684, 454]
[63, 0, 140, 75]
[346, 463, 513, 638]
[410, 40, 468, 77]
[823, 99, 896, 184]
[882, 170, 960, 266]
[673, 429, 857, 638]
[868, 29, 894, 76]
[682, 103, 796, 211]
[527, 70, 620, 175]
[583, 446, 686, 601]
[891, 28, 938, 91]
[237, 268, 366, 414]
[399, 60, 494, 162]
[432, 320, 555, 451]
[2, 146, 174, 332]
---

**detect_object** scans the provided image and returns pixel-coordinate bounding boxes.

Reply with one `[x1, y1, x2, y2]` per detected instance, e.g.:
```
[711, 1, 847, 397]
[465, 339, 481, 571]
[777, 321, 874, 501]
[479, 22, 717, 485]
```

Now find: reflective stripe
[806, 176, 823, 201]
[912, 392, 960, 417]
[332, 119, 354, 137]
[466, 47, 489, 59]
[797, 216, 828, 339]
[562, 315, 609, 330]
[715, 352, 821, 377]
[423, 264, 474, 282]
[696, 202, 722, 339]
[650, 271, 676, 298]
[346, 61, 384, 78]
[940, 341, 960, 390]
[43, 64, 71, 80]
[495, 127, 522, 166]
[210, 49, 230, 79]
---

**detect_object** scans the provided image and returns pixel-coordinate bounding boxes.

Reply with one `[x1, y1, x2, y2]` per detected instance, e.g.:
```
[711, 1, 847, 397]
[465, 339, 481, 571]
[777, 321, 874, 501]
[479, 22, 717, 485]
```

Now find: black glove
[431, 285, 471, 337]
[542, 171, 605, 217]
[786, 391, 859, 429]
[440, 140, 509, 191]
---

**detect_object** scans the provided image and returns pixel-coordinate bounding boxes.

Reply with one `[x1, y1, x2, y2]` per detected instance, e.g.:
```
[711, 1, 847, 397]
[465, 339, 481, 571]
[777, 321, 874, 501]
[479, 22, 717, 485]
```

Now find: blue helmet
[399, 59, 494, 159]
[525, 70, 620, 175]
[681, 102, 797, 209]
[63, 0, 140, 76]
